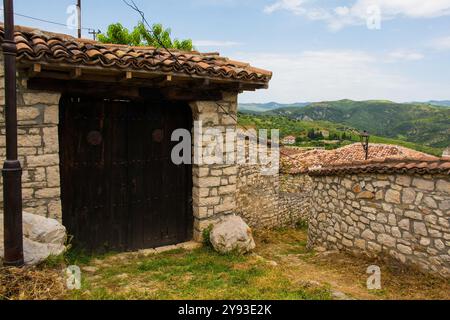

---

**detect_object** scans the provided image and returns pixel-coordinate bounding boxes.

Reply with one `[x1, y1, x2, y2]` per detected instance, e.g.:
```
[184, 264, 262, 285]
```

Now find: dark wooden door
[59, 96, 193, 252]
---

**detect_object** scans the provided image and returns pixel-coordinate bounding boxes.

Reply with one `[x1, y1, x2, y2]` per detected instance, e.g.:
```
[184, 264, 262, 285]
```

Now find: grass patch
[69, 244, 332, 300]
[7, 228, 447, 300]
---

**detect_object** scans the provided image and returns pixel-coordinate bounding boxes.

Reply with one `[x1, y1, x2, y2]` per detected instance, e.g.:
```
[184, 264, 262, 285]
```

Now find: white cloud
[194, 40, 242, 48]
[236, 50, 449, 103]
[264, 0, 306, 15]
[429, 36, 450, 51]
[387, 50, 424, 62]
[263, 0, 450, 30]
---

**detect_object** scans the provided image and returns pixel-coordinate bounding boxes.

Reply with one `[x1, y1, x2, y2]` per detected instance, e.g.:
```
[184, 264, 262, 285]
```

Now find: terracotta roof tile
[0, 24, 272, 85]
[281, 143, 444, 175]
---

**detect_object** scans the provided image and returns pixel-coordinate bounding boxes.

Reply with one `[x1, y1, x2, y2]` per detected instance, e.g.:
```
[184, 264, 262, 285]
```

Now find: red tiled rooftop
[0, 25, 272, 85]
[281, 143, 441, 174]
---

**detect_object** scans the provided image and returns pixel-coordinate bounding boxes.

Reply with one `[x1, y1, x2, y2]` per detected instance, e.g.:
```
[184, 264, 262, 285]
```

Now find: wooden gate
[59, 96, 193, 252]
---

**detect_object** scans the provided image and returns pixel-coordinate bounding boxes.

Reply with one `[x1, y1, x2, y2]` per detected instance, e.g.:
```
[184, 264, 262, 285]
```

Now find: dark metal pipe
[77, 0, 82, 39]
[2, 0, 24, 267]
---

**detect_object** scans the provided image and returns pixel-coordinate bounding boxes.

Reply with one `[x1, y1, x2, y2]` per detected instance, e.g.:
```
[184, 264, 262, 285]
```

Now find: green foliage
[98, 22, 193, 51]
[265, 100, 450, 149]
[202, 224, 214, 248]
[238, 112, 443, 156]
[295, 219, 309, 231]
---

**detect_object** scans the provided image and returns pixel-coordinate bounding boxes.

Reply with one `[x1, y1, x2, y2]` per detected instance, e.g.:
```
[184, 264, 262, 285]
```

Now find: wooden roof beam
[70, 67, 82, 79]
[28, 63, 41, 77]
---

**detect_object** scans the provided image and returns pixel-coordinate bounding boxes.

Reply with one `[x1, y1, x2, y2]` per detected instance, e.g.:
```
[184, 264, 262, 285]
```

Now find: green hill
[238, 113, 443, 156]
[265, 100, 450, 149]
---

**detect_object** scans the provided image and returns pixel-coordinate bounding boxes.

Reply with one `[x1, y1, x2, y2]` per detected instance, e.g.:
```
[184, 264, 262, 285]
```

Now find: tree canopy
[98, 22, 194, 51]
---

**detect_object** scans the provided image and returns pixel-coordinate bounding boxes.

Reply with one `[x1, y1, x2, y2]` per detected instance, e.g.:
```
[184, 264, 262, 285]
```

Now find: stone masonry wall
[0, 57, 62, 220]
[278, 173, 313, 227]
[235, 170, 313, 229]
[190, 93, 239, 241]
[308, 173, 450, 277]
[236, 164, 279, 228]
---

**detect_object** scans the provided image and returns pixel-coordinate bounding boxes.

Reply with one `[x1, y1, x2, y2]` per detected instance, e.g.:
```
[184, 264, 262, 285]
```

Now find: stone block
[385, 189, 401, 204]
[412, 178, 435, 191]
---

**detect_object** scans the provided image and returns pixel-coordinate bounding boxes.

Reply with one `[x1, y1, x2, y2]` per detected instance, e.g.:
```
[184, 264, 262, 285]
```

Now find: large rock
[0, 212, 67, 265]
[210, 215, 256, 254]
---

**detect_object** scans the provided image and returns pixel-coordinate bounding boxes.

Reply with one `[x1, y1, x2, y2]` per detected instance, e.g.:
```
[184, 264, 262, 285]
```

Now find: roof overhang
[1, 25, 272, 101]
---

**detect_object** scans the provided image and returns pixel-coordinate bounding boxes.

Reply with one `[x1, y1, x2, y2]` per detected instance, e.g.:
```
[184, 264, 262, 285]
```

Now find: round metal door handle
[87, 131, 103, 146]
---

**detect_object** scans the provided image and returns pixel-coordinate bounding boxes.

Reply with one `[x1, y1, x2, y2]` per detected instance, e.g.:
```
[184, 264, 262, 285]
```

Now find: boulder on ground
[210, 215, 256, 254]
[0, 212, 67, 265]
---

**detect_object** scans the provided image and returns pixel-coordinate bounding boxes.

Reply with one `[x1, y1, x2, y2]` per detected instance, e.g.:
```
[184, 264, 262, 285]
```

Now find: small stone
[423, 197, 438, 209]
[398, 219, 410, 231]
[368, 242, 382, 253]
[412, 178, 434, 191]
[436, 180, 450, 193]
[434, 239, 445, 251]
[413, 222, 428, 237]
[361, 229, 375, 240]
[385, 190, 401, 204]
[376, 213, 388, 224]
[352, 184, 362, 193]
[402, 188, 416, 204]
[371, 222, 385, 234]
[155, 245, 178, 253]
[420, 238, 431, 246]
[396, 176, 411, 187]
[355, 239, 366, 249]
[439, 200, 450, 211]
[267, 260, 278, 267]
[342, 238, 353, 247]
[332, 290, 355, 300]
[82, 266, 99, 273]
[404, 211, 422, 220]
[357, 191, 375, 199]
[397, 244, 412, 255]
[377, 234, 396, 247]
[391, 227, 402, 237]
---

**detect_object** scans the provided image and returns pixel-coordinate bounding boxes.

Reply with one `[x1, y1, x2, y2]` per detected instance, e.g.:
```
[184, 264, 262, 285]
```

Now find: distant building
[282, 136, 296, 145]
[443, 147, 450, 157]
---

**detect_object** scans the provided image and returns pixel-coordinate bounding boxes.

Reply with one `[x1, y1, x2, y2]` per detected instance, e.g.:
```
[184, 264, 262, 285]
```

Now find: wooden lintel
[122, 71, 133, 81]
[70, 68, 83, 79]
[19, 61, 268, 88]
[28, 63, 42, 77]
[27, 78, 141, 99]
[159, 87, 223, 102]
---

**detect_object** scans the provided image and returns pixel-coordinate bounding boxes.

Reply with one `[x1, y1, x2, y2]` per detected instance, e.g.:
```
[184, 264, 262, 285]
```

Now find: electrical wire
[122, 0, 302, 166]
[0, 9, 97, 32]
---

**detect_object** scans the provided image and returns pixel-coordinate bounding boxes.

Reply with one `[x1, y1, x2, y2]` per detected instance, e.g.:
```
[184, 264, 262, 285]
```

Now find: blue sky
[7, 0, 450, 103]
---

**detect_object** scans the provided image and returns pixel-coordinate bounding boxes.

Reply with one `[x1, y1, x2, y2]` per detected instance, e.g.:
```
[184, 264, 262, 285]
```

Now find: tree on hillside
[98, 22, 194, 51]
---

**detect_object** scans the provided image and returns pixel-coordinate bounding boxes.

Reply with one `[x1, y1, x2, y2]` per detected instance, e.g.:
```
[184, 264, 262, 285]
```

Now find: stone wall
[278, 173, 313, 227]
[0, 57, 62, 220]
[236, 164, 280, 228]
[235, 170, 313, 229]
[190, 93, 239, 241]
[308, 173, 450, 277]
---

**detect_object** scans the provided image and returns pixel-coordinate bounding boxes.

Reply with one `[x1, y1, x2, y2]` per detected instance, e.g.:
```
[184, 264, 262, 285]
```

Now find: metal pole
[2, 0, 24, 267]
[77, 0, 81, 38]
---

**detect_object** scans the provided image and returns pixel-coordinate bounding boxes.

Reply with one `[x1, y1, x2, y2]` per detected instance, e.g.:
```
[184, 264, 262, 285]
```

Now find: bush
[296, 219, 309, 231]
[202, 225, 214, 248]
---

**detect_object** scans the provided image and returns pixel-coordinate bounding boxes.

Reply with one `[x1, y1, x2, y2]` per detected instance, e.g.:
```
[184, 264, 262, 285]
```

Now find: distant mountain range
[238, 99, 450, 149]
[239, 100, 450, 112]
[413, 100, 450, 108]
[239, 102, 310, 113]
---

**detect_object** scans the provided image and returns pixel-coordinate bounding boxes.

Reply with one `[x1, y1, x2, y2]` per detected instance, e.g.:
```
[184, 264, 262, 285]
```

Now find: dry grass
[254, 228, 450, 300]
[1, 228, 448, 300]
[0, 266, 66, 300]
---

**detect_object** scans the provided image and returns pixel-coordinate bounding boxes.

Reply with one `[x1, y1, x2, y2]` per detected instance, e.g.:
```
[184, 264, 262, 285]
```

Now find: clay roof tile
[0, 24, 272, 86]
